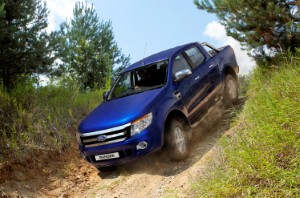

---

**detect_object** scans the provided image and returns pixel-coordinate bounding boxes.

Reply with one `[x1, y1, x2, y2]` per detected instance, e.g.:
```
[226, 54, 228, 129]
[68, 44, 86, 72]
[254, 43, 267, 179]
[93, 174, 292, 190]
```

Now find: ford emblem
[97, 135, 107, 142]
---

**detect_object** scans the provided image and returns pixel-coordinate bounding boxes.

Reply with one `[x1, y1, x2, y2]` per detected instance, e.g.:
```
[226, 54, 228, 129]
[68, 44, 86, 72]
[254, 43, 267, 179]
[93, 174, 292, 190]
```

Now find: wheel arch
[163, 109, 190, 145]
[224, 65, 238, 80]
[223, 65, 239, 91]
[164, 109, 189, 129]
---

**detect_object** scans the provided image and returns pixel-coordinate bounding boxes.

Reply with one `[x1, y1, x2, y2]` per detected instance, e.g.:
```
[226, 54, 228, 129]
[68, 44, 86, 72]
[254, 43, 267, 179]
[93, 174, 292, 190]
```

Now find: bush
[0, 82, 103, 163]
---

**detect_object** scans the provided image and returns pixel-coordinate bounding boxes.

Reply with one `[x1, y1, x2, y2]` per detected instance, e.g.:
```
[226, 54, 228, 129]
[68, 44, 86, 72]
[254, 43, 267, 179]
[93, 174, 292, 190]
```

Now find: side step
[191, 96, 223, 128]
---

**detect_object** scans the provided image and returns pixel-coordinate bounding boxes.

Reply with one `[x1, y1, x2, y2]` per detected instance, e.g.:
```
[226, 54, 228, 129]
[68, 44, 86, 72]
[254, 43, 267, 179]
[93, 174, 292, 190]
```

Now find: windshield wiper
[109, 85, 164, 100]
[112, 89, 144, 100]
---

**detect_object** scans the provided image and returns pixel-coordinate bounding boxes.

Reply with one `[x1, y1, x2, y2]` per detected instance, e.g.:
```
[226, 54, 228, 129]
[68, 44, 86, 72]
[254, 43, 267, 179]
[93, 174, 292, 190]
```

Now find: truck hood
[78, 88, 165, 133]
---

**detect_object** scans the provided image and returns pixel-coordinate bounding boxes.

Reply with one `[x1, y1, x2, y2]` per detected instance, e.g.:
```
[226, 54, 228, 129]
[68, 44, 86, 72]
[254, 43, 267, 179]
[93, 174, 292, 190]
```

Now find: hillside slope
[193, 55, 300, 197]
[0, 101, 239, 197]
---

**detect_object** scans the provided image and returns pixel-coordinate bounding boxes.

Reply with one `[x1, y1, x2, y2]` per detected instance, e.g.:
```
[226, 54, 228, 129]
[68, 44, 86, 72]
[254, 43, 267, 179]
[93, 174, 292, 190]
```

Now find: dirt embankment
[0, 101, 243, 198]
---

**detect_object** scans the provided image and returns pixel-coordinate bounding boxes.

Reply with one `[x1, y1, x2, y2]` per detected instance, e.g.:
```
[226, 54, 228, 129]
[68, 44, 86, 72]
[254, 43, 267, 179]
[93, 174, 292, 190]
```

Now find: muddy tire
[166, 119, 188, 161]
[223, 75, 238, 106]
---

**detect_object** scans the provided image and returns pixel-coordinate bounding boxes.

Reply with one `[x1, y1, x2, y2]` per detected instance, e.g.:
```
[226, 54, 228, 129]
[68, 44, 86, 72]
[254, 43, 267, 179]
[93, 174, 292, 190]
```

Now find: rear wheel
[223, 75, 238, 106]
[166, 119, 188, 161]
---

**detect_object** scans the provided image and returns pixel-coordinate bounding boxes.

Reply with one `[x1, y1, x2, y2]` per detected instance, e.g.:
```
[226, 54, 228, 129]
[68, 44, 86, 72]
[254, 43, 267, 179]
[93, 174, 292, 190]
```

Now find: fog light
[136, 141, 148, 150]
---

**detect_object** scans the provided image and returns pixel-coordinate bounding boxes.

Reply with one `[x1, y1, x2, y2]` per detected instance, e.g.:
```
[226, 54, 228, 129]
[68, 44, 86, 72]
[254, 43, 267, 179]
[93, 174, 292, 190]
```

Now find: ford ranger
[77, 42, 239, 169]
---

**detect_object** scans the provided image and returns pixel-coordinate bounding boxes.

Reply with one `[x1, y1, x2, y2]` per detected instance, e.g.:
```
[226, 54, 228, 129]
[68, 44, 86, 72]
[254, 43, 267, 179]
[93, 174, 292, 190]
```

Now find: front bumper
[79, 129, 161, 168]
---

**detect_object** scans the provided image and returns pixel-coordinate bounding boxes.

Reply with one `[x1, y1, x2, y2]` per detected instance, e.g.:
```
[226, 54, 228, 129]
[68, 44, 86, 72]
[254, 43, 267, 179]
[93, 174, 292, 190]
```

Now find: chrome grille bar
[82, 132, 126, 143]
[80, 123, 131, 137]
[84, 137, 127, 148]
[80, 123, 130, 148]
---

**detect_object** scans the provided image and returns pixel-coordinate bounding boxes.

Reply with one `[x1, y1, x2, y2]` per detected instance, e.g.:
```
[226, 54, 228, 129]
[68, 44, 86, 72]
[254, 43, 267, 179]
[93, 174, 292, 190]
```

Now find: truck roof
[123, 42, 198, 72]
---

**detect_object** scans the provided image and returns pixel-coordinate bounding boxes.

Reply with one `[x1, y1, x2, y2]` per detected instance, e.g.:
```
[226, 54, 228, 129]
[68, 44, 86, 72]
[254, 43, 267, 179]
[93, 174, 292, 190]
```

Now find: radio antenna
[142, 42, 147, 65]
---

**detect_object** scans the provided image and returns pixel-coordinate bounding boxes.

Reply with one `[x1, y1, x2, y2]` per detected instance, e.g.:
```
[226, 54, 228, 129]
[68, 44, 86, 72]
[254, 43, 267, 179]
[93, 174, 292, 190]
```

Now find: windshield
[108, 60, 168, 100]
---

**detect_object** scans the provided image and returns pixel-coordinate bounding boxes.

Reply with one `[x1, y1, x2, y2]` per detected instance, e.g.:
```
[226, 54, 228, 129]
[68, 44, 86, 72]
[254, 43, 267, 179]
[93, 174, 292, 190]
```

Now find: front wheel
[223, 75, 238, 106]
[166, 119, 189, 161]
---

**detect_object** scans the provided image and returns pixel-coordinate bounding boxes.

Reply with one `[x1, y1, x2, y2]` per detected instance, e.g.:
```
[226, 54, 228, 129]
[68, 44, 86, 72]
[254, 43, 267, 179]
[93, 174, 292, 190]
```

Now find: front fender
[151, 96, 188, 147]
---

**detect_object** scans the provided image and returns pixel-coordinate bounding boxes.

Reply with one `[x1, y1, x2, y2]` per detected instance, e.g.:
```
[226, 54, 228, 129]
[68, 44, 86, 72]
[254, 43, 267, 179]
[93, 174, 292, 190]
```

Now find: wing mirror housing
[174, 69, 192, 82]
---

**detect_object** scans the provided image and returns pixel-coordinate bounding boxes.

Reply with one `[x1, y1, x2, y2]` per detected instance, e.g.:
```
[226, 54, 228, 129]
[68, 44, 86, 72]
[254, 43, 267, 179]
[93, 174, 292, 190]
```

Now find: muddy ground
[0, 101, 242, 198]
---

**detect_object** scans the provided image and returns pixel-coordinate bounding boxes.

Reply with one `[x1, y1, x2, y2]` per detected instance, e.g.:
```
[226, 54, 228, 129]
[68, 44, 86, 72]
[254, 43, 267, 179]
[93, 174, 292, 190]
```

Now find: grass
[163, 187, 180, 198]
[193, 53, 300, 197]
[0, 81, 103, 164]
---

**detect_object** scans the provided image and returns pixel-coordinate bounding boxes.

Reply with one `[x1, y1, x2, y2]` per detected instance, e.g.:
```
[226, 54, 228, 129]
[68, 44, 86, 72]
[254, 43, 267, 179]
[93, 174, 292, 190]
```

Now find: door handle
[174, 91, 182, 99]
[209, 64, 215, 68]
[195, 76, 200, 81]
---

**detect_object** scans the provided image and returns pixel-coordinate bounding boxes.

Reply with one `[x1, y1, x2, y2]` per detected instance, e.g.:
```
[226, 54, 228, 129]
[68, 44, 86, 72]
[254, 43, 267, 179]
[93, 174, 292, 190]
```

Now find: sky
[45, 0, 255, 75]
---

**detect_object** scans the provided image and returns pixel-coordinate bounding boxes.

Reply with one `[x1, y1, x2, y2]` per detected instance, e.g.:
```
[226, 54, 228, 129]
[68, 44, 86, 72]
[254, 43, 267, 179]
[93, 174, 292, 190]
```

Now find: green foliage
[194, 0, 300, 62]
[0, 0, 128, 165]
[0, 0, 59, 90]
[238, 75, 250, 96]
[0, 82, 102, 163]
[0, 3, 4, 18]
[193, 52, 300, 197]
[58, 2, 130, 90]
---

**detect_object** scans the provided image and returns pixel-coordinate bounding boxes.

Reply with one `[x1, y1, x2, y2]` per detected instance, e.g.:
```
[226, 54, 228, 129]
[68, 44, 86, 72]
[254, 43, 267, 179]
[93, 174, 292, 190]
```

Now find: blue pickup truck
[77, 42, 239, 169]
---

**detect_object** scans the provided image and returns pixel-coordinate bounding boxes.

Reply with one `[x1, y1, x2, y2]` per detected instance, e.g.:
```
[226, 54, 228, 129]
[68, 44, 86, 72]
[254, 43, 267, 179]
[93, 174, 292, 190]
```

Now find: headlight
[131, 113, 153, 136]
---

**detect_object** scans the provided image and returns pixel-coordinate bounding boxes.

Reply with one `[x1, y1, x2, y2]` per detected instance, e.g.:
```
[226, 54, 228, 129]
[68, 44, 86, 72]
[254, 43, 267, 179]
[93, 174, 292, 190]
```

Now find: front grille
[80, 123, 131, 148]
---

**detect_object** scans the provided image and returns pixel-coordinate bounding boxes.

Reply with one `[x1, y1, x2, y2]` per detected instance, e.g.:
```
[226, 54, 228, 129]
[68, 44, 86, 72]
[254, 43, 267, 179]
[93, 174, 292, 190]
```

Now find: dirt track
[0, 102, 239, 198]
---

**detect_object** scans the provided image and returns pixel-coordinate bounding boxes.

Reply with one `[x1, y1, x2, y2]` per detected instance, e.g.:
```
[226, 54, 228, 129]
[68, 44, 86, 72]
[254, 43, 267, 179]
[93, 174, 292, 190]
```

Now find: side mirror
[174, 69, 192, 82]
[103, 91, 109, 101]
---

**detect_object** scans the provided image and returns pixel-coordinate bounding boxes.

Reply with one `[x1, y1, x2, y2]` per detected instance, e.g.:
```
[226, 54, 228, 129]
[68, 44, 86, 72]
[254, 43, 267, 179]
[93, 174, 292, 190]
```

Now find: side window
[172, 54, 191, 77]
[184, 47, 205, 69]
[110, 72, 131, 98]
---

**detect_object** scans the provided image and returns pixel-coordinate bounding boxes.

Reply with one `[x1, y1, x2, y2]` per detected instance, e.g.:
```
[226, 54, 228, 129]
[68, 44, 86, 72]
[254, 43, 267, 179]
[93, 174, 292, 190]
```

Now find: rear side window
[184, 47, 205, 68]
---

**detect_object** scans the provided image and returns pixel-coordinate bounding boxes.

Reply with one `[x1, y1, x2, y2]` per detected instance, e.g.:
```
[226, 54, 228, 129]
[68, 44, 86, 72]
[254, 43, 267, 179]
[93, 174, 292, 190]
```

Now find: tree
[0, 0, 59, 90]
[0, 3, 4, 18]
[58, 2, 130, 90]
[194, 0, 300, 61]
